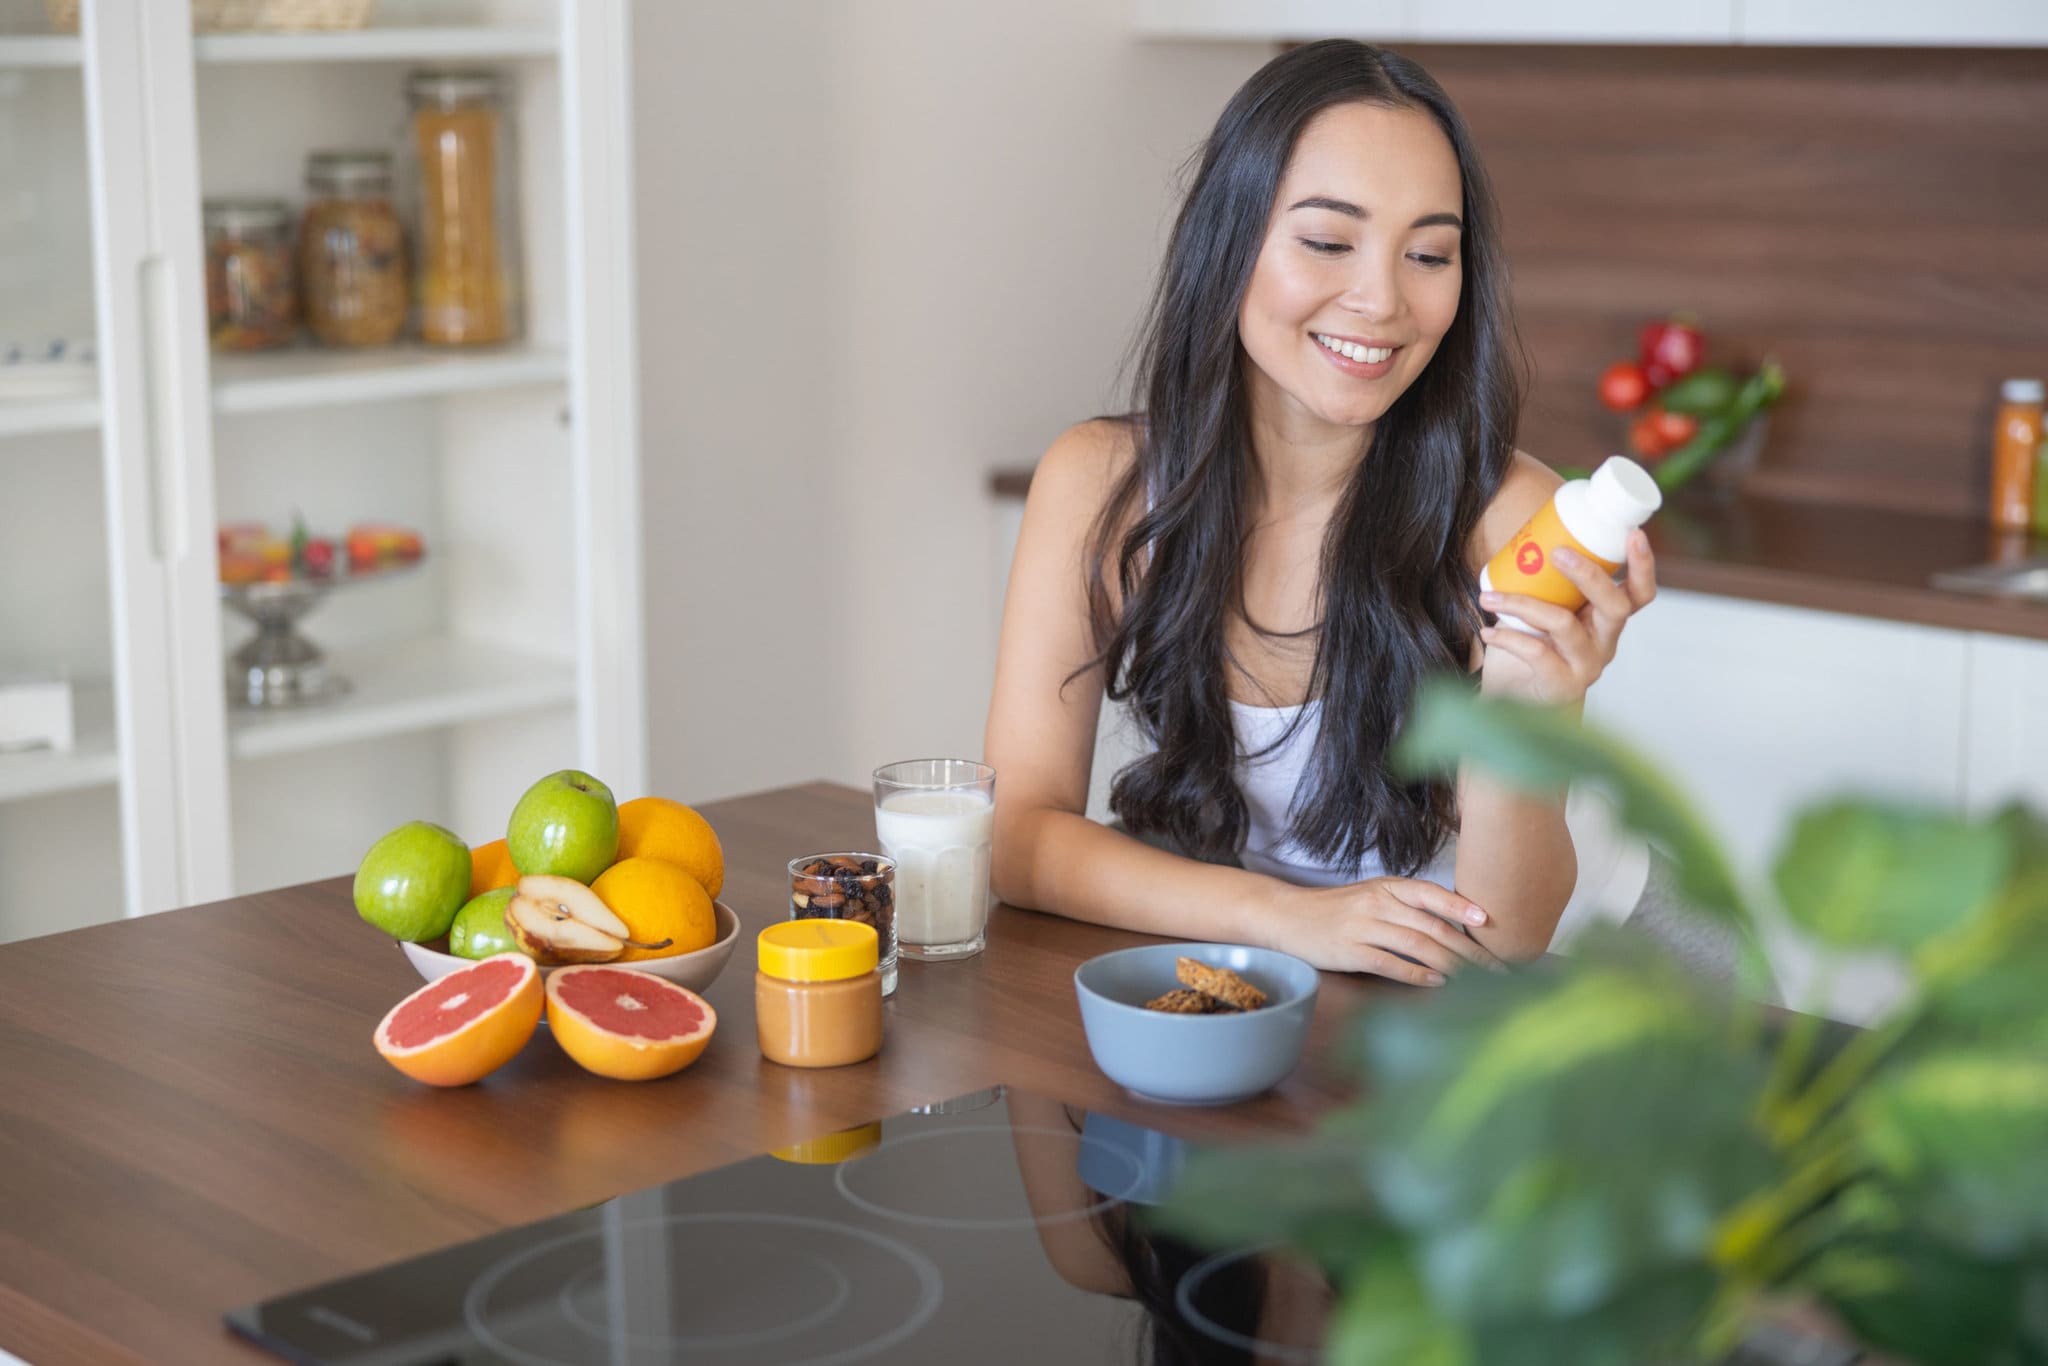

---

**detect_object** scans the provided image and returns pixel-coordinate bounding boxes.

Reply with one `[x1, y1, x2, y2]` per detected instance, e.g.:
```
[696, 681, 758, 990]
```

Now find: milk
[876, 789, 995, 956]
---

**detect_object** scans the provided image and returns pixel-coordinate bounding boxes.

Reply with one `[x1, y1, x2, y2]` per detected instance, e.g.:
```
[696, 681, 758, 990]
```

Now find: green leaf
[1856, 1052, 2048, 1256]
[1772, 800, 2014, 952]
[1812, 1237, 2048, 1366]
[1394, 681, 1751, 928]
[1341, 938, 1774, 1325]
[1325, 1245, 1475, 1366]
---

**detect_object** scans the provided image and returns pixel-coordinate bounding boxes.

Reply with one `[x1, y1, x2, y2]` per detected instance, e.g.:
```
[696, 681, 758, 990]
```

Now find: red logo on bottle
[1515, 541, 1545, 576]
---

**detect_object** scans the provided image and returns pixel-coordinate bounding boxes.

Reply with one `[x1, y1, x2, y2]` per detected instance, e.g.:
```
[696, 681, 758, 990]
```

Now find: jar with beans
[788, 852, 897, 997]
[298, 150, 408, 348]
[203, 199, 297, 351]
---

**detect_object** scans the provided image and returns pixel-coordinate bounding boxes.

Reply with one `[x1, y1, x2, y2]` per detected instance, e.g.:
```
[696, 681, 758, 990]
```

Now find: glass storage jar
[298, 150, 408, 348]
[406, 69, 520, 346]
[755, 920, 884, 1069]
[202, 198, 297, 351]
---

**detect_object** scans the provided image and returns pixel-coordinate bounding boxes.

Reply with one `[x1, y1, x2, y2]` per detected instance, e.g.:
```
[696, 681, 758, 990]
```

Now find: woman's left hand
[1477, 529, 1657, 706]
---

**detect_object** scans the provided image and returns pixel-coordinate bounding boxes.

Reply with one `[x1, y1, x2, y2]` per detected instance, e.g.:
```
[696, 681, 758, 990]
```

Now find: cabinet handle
[137, 253, 189, 564]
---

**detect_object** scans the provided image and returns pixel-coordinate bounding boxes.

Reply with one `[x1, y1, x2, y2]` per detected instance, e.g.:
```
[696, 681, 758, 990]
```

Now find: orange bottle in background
[1990, 378, 2043, 532]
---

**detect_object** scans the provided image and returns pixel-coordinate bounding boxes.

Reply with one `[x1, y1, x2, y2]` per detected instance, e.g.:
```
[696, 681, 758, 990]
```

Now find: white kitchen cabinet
[1133, 0, 1736, 44]
[1588, 589, 1971, 1021]
[0, 0, 644, 939]
[1410, 0, 1733, 43]
[1133, 0, 2048, 45]
[1962, 632, 2048, 815]
[1740, 0, 2048, 45]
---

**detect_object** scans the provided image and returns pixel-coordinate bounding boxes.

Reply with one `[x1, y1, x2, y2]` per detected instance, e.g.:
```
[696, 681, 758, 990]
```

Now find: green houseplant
[1155, 679, 2048, 1366]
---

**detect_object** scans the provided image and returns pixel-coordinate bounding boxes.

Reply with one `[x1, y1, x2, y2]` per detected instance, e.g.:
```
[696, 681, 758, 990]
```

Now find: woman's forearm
[1452, 766, 1575, 961]
[993, 804, 1288, 947]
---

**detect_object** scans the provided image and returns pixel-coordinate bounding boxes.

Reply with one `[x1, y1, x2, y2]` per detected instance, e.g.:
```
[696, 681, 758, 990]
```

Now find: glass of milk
[872, 759, 996, 961]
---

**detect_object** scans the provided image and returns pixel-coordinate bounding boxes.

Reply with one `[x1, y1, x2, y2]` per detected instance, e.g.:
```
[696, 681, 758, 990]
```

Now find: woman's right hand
[1263, 877, 1502, 985]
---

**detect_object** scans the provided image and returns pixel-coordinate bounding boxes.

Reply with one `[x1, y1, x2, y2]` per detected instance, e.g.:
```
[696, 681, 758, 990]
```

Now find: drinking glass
[872, 759, 996, 960]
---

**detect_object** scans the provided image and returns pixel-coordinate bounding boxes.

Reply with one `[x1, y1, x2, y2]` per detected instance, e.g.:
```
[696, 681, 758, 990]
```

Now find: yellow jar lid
[758, 920, 877, 982]
[771, 1121, 883, 1165]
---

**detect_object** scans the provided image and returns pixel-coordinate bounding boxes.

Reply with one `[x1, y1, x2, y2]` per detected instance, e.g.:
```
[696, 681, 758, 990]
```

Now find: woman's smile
[1310, 331, 1401, 378]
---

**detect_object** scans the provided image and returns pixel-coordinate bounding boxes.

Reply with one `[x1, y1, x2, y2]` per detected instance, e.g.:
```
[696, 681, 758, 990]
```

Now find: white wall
[632, 0, 1264, 803]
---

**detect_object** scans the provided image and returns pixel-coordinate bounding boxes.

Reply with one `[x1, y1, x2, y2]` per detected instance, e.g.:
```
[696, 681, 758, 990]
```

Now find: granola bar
[1142, 988, 1238, 1015]
[1174, 956, 1266, 1012]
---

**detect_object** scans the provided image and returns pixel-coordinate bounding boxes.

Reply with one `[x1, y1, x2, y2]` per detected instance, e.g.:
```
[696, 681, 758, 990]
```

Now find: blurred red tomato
[1598, 361, 1650, 412]
[1639, 317, 1705, 389]
[1650, 408, 1700, 447]
[1627, 410, 1671, 460]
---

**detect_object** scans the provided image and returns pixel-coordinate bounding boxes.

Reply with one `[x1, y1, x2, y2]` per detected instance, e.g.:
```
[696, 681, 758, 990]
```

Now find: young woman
[984, 40, 1657, 984]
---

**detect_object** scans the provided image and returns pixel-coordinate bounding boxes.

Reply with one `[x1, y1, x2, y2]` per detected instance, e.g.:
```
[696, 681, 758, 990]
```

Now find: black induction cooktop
[225, 1085, 1333, 1364]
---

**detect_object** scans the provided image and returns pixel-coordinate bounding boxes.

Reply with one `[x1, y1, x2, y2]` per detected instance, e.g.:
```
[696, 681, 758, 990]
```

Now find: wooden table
[0, 782, 1387, 1366]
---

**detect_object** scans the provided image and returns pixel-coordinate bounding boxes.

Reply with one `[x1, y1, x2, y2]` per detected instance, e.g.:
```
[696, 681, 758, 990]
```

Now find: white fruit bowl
[398, 900, 742, 994]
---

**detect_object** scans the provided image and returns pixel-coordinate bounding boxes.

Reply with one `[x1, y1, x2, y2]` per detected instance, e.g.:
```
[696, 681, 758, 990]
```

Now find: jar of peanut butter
[756, 920, 883, 1068]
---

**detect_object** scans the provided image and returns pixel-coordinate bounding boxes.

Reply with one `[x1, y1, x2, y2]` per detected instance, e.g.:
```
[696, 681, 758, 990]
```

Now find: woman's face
[1237, 102, 1466, 438]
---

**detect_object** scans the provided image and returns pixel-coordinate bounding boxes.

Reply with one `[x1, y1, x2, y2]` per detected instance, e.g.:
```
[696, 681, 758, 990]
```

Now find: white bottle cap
[1587, 455, 1662, 530]
[2002, 378, 2044, 404]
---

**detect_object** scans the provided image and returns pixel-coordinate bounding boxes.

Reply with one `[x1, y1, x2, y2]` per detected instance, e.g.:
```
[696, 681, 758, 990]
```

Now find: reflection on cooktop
[225, 1084, 1334, 1364]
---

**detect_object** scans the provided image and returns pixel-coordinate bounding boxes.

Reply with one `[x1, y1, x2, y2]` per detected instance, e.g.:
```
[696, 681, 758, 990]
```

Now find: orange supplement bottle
[1481, 455, 1662, 634]
[1990, 378, 2042, 532]
[755, 920, 884, 1068]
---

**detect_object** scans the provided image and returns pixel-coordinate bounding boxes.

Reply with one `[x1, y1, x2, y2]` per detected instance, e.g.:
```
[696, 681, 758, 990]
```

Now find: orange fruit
[590, 857, 718, 961]
[546, 965, 717, 1081]
[615, 796, 724, 899]
[468, 838, 519, 899]
[373, 954, 542, 1086]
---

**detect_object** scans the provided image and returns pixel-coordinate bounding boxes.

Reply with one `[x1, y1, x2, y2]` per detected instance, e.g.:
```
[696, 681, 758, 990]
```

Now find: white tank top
[1230, 696, 1458, 890]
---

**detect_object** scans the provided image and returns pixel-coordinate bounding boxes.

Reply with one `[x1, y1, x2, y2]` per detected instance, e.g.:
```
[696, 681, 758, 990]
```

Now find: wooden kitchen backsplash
[1401, 44, 2048, 516]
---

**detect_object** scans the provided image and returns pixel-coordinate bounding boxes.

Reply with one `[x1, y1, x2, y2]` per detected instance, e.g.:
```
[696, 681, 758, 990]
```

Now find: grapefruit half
[373, 953, 543, 1086]
[546, 965, 717, 1081]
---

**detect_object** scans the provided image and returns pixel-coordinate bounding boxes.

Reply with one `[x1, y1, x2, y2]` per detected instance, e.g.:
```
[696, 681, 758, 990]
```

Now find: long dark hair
[1082, 40, 1522, 875]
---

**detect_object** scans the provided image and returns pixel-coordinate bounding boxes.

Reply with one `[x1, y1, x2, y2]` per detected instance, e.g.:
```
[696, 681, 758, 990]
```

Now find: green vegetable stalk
[1653, 360, 1787, 492]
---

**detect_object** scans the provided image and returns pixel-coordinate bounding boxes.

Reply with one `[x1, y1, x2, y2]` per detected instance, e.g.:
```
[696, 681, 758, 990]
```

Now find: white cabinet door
[1411, 0, 1735, 43]
[1587, 590, 1969, 1022]
[82, 0, 233, 915]
[1962, 632, 2048, 815]
[1132, 0, 1403, 40]
[1742, 0, 2048, 45]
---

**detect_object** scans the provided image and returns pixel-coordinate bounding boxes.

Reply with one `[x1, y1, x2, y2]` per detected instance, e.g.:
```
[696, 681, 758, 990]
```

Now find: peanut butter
[755, 920, 883, 1068]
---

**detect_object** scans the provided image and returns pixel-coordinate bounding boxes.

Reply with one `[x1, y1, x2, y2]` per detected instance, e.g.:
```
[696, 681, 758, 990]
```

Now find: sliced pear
[513, 874, 673, 955]
[517, 875, 630, 936]
[507, 893, 625, 964]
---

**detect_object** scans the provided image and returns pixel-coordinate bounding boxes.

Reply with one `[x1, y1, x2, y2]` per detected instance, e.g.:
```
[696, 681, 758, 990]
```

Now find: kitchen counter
[0, 782, 1380, 1366]
[988, 469, 2048, 643]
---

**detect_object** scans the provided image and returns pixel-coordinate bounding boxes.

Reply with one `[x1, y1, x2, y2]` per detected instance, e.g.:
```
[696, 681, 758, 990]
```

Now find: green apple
[447, 887, 527, 960]
[506, 769, 619, 883]
[354, 820, 471, 941]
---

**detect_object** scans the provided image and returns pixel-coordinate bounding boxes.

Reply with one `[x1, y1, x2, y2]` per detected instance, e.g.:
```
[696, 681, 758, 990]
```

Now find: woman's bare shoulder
[1469, 450, 1563, 568]
[1031, 416, 1139, 511]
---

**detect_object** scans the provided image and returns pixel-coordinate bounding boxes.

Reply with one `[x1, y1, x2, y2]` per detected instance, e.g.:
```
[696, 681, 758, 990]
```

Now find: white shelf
[211, 343, 567, 414]
[0, 35, 81, 68]
[0, 393, 99, 438]
[0, 685, 117, 804]
[193, 25, 557, 64]
[228, 635, 574, 760]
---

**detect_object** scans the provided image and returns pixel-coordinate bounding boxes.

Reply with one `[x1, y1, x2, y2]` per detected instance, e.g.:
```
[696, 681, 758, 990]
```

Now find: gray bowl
[1073, 942, 1319, 1106]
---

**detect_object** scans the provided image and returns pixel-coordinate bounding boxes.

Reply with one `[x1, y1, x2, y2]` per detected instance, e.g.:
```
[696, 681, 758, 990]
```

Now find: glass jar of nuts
[298, 149, 408, 348]
[788, 852, 897, 998]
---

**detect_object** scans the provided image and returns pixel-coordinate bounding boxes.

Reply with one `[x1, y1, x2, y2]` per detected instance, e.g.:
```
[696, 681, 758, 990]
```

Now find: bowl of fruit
[218, 516, 428, 707]
[354, 771, 740, 996]
[1591, 314, 1786, 497]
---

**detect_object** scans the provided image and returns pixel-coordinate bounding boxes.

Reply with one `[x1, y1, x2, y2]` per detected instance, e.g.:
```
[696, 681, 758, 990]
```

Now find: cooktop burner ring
[462, 1211, 944, 1366]
[832, 1123, 1147, 1230]
[556, 1249, 852, 1349]
[1174, 1243, 1323, 1364]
